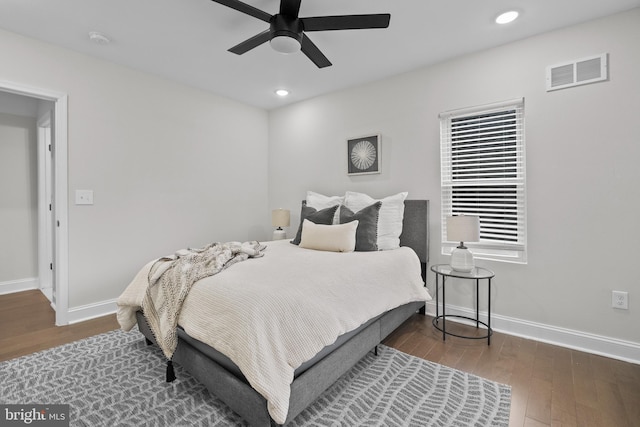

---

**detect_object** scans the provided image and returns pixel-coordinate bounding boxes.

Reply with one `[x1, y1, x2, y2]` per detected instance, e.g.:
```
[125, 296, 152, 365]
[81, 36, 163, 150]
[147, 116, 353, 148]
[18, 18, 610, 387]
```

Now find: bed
[119, 199, 429, 426]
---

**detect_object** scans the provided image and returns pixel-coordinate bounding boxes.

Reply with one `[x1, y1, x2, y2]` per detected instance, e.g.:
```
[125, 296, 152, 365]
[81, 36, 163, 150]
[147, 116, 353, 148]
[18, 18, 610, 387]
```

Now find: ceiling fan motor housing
[270, 14, 303, 44]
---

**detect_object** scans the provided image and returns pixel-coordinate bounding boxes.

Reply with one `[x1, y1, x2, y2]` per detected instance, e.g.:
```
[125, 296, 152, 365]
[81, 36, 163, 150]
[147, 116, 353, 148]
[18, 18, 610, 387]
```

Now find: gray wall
[269, 9, 640, 345]
[0, 91, 39, 116]
[0, 28, 270, 307]
[0, 112, 37, 282]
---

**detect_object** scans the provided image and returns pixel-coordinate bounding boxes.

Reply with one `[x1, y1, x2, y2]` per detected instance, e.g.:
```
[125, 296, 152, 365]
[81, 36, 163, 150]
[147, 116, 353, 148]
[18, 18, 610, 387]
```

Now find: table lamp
[272, 208, 290, 240]
[447, 215, 480, 272]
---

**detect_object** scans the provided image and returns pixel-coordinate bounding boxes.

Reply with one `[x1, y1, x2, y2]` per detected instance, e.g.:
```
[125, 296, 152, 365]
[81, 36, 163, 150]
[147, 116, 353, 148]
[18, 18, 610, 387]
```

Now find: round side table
[431, 264, 495, 345]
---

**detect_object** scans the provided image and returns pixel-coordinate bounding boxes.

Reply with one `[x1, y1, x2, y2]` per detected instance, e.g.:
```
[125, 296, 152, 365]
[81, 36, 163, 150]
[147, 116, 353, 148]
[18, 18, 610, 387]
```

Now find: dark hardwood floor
[1, 290, 638, 427]
[0, 290, 119, 362]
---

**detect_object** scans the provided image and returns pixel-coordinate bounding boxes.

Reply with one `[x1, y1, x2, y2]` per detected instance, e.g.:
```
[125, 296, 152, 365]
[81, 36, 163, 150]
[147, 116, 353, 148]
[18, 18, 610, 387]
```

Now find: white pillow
[306, 191, 344, 224]
[343, 191, 408, 250]
[299, 219, 358, 252]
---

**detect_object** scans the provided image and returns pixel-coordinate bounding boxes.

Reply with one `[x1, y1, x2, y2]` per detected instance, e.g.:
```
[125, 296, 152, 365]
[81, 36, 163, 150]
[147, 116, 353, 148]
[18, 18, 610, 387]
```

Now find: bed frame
[136, 200, 429, 426]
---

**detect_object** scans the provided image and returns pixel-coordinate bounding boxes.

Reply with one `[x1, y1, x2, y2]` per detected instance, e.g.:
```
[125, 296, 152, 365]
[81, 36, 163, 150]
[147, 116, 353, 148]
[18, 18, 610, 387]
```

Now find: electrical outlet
[612, 291, 628, 310]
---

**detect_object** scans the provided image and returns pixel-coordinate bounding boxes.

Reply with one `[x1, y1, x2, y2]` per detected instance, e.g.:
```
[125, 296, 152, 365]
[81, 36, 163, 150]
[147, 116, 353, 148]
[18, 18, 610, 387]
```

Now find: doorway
[0, 81, 69, 325]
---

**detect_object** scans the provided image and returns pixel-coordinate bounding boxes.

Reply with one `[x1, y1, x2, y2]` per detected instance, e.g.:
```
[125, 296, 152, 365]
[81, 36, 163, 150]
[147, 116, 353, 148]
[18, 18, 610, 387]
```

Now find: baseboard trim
[424, 301, 639, 365]
[44, 296, 640, 364]
[67, 299, 118, 325]
[0, 278, 38, 295]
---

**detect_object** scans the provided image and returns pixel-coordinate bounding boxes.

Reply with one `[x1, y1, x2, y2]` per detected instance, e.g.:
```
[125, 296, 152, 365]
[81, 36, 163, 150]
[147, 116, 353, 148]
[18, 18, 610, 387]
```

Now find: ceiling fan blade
[279, 0, 302, 18]
[228, 29, 271, 55]
[301, 34, 331, 68]
[211, 0, 272, 23]
[302, 14, 390, 31]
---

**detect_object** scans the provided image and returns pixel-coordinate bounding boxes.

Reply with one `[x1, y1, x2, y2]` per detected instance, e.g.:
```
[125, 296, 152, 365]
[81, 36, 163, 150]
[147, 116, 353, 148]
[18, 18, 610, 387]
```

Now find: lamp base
[450, 246, 475, 272]
[273, 229, 287, 241]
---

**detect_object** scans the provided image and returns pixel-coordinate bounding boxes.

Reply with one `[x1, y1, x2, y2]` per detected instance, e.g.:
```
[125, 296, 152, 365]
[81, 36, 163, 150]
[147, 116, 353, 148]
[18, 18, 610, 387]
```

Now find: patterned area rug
[1, 329, 511, 426]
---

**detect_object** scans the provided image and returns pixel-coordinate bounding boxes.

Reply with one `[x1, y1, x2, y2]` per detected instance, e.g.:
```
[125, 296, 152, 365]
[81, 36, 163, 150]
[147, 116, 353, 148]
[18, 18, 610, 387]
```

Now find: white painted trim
[0, 80, 70, 326]
[0, 80, 64, 101]
[425, 301, 640, 365]
[37, 111, 54, 305]
[0, 278, 39, 295]
[53, 95, 69, 326]
[67, 299, 118, 325]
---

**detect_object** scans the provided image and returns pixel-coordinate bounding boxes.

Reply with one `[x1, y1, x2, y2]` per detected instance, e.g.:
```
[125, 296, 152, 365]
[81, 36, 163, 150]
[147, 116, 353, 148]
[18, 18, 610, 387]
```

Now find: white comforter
[117, 239, 431, 424]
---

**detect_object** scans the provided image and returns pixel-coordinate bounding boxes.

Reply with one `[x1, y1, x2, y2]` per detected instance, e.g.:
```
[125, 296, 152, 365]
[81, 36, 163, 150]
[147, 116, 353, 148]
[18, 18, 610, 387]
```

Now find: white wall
[0, 7, 637, 359]
[269, 9, 640, 349]
[0, 112, 38, 282]
[0, 28, 270, 308]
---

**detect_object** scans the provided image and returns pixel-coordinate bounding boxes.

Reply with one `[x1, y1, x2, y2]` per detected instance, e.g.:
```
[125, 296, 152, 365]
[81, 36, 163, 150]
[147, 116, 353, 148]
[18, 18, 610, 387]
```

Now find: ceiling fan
[210, 0, 391, 68]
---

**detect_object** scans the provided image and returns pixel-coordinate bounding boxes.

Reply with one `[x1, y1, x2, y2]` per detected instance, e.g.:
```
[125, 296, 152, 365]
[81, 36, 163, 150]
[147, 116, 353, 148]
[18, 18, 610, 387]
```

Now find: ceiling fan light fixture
[270, 35, 301, 54]
[496, 11, 519, 24]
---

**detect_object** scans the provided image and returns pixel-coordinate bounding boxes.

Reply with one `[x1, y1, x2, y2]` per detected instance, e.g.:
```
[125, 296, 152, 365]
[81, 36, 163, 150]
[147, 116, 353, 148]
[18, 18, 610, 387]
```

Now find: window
[440, 98, 526, 264]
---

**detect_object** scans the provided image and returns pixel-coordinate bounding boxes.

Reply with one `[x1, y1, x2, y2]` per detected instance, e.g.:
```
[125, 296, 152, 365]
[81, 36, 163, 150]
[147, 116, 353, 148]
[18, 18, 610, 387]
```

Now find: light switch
[75, 190, 94, 205]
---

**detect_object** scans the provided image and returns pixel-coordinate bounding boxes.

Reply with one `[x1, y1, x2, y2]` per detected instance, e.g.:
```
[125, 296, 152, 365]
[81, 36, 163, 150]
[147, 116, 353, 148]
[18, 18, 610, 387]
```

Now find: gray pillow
[291, 202, 339, 245]
[339, 202, 382, 251]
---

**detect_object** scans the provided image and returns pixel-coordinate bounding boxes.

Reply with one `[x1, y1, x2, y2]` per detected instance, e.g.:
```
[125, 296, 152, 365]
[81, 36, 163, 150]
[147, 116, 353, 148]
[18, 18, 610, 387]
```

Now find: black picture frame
[347, 134, 380, 175]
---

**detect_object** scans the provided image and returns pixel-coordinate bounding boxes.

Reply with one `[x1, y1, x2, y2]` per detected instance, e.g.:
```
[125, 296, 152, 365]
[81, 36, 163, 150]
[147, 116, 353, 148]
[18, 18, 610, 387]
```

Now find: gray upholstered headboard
[399, 200, 429, 264]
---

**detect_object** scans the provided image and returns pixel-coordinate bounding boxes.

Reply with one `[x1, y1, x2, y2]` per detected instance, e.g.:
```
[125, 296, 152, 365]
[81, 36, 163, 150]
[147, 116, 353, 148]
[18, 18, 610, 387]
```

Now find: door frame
[1, 79, 69, 325]
[37, 111, 54, 304]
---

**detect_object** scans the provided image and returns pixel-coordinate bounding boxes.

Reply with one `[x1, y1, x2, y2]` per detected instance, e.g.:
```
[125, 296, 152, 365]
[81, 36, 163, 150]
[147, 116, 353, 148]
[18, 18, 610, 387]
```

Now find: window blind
[440, 99, 526, 263]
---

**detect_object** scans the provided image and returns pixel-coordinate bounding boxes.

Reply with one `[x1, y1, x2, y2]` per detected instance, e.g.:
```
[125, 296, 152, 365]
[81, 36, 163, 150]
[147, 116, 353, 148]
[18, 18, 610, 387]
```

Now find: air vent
[546, 53, 608, 91]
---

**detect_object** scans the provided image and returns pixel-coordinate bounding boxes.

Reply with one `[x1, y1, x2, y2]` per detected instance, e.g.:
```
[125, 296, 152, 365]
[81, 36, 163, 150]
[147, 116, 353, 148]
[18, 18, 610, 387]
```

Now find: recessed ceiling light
[496, 11, 519, 25]
[89, 31, 111, 44]
[275, 89, 289, 97]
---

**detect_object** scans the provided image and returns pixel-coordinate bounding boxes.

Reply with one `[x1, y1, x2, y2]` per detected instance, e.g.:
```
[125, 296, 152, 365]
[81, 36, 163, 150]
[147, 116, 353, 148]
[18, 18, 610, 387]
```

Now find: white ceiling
[1, 0, 638, 110]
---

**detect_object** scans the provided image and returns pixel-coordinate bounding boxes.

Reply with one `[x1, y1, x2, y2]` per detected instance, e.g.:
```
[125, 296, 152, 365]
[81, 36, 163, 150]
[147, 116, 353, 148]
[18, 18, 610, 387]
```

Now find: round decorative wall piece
[350, 140, 376, 170]
[347, 135, 380, 175]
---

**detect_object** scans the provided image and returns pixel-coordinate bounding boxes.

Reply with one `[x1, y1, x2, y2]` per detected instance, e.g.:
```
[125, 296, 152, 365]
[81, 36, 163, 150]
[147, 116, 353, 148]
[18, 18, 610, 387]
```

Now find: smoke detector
[89, 31, 111, 45]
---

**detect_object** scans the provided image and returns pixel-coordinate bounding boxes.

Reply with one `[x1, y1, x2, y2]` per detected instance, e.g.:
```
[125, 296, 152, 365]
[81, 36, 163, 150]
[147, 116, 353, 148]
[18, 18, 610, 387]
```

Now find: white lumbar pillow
[344, 191, 408, 250]
[299, 219, 358, 252]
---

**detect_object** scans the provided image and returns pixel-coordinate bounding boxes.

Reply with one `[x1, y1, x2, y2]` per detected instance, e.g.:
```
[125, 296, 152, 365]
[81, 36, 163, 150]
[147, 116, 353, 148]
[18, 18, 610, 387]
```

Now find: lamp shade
[272, 209, 290, 228]
[447, 215, 480, 243]
[447, 215, 480, 272]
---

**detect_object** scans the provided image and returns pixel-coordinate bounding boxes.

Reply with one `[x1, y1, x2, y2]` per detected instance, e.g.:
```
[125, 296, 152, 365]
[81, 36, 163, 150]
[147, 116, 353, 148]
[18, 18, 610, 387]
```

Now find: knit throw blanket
[142, 241, 266, 364]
